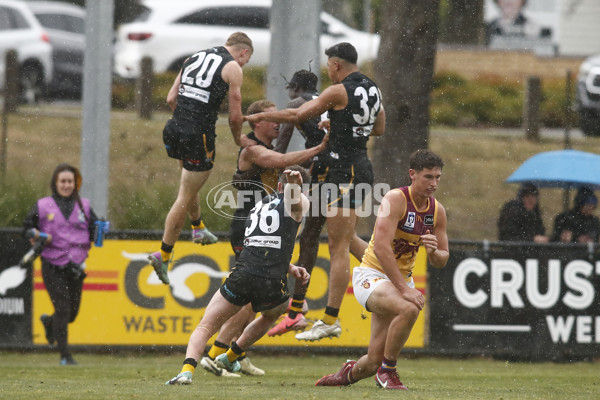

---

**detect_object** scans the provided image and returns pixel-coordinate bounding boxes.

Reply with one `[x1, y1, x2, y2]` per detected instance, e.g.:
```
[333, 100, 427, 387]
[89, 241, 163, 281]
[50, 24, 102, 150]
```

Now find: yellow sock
[225, 348, 239, 363]
[207, 344, 227, 360]
[322, 314, 337, 326]
[192, 221, 206, 230]
[160, 249, 171, 262]
[181, 363, 195, 374]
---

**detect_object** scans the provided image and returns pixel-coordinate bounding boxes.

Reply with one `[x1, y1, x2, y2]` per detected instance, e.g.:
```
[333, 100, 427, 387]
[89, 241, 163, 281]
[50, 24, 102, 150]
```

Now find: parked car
[0, 0, 52, 103]
[575, 53, 600, 136]
[27, 1, 85, 98]
[113, 0, 380, 79]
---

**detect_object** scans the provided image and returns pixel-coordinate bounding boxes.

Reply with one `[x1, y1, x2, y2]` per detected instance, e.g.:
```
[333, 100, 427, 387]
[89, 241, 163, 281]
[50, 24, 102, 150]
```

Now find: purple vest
[37, 196, 91, 265]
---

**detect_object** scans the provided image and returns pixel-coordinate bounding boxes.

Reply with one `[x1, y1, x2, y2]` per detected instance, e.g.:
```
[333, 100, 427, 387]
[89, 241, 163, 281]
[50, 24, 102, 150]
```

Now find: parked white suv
[113, 0, 380, 79]
[575, 53, 600, 136]
[0, 0, 53, 103]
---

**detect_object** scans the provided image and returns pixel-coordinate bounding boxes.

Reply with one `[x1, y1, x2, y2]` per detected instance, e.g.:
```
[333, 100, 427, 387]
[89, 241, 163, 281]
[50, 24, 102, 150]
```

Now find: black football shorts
[163, 118, 215, 172]
[220, 268, 289, 312]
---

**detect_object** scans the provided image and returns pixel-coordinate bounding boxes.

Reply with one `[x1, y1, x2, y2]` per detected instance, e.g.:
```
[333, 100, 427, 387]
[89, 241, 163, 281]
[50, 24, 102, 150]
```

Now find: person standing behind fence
[551, 186, 600, 243]
[498, 182, 549, 243]
[23, 163, 98, 365]
[315, 149, 449, 390]
[148, 32, 254, 285]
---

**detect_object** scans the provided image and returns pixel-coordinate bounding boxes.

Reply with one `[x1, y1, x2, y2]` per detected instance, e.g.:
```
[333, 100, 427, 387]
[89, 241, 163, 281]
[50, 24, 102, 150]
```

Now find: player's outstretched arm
[283, 169, 309, 222]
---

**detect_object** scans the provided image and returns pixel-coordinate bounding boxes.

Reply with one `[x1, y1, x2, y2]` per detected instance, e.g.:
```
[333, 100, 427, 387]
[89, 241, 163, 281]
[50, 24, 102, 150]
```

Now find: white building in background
[484, 0, 600, 57]
[558, 0, 600, 56]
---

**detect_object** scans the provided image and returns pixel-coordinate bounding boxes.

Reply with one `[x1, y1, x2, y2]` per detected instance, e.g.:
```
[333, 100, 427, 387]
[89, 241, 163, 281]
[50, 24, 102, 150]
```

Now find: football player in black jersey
[149, 32, 254, 286]
[166, 167, 311, 385]
[246, 42, 386, 341]
[200, 100, 327, 376]
[262, 69, 368, 337]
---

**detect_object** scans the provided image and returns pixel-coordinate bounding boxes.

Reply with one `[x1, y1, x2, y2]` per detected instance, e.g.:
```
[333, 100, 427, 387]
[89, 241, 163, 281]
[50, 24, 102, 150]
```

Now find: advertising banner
[0, 231, 31, 346]
[32, 240, 428, 348]
[429, 243, 600, 360]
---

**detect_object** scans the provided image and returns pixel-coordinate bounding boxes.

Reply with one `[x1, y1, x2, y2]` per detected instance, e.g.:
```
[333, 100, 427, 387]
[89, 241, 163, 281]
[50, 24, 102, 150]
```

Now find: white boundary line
[453, 324, 531, 332]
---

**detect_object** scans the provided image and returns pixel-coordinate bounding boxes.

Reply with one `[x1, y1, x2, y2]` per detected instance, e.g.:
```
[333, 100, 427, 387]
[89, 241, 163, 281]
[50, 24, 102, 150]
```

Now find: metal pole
[268, 0, 321, 151]
[363, 0, 372, 32]
[564, 70, 572, 150]
[563, 70, 573, 211]
[80, 0, 114, 217]
[523, 76, 541, 142]
[1, 49, 18, 184]
[137, 56, 154, 120]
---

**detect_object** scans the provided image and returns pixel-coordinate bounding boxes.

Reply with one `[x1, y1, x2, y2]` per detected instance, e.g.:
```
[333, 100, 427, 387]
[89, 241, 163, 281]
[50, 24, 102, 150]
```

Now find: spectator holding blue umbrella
[498, 182, 549, 243]
[551, 186, 600, 243]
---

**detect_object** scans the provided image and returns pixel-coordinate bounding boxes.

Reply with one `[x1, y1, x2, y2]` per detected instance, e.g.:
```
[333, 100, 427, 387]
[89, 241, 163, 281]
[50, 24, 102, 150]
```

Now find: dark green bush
[431, 72, 572, 128]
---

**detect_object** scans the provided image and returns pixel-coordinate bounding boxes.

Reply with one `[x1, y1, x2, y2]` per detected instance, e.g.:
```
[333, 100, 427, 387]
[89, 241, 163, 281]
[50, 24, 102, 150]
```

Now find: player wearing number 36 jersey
[165, 166, 312, 385]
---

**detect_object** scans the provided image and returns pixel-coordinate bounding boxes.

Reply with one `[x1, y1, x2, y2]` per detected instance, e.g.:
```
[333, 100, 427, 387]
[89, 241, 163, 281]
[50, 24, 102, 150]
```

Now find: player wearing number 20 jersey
[163, 46, 234, 171]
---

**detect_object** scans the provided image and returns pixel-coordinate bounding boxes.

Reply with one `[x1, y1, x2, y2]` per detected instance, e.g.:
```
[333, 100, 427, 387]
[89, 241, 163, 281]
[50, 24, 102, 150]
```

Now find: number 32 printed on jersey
[352, 85, 381, 138]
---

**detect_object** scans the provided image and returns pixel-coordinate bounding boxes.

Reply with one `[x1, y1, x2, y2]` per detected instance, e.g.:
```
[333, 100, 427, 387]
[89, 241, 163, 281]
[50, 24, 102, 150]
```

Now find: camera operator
[22, 163, 98, 365]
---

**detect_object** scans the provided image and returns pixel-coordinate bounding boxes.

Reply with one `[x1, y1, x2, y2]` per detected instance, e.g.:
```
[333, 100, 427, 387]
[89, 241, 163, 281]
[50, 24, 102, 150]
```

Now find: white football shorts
[352, 266, 415, 310]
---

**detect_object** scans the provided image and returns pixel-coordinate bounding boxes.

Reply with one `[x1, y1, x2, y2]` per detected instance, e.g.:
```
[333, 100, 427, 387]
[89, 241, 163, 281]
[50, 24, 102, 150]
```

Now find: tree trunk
[372, 0, 440, 189]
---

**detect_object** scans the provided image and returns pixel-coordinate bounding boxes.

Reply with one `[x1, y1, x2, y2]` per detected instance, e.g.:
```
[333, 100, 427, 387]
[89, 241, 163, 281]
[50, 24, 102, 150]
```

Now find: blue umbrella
[506, 149, 600, 189]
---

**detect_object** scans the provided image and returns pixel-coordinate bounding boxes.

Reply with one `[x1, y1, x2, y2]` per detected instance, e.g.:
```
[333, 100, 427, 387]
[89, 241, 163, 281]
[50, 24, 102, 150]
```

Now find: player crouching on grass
[315, 149, 449, 390]
[166, 166, 311, 385]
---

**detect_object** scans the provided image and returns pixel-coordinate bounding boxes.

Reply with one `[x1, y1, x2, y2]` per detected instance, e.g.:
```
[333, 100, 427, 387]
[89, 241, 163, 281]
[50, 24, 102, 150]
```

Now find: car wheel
[578, 110, 600, 136]
[20, 63, 45, 104]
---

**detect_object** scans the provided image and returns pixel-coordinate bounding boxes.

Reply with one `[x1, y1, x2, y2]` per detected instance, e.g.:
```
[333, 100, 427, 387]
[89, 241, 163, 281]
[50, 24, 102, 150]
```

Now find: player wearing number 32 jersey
[245, 42, 385, 342]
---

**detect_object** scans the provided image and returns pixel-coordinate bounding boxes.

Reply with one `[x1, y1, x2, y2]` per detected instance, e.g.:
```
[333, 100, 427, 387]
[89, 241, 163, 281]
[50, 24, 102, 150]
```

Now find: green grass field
[0, 351, 598, 399]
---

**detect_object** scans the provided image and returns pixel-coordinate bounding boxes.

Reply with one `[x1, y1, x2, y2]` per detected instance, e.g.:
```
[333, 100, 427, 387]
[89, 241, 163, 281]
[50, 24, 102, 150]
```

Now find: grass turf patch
[1, 351, 599, 399]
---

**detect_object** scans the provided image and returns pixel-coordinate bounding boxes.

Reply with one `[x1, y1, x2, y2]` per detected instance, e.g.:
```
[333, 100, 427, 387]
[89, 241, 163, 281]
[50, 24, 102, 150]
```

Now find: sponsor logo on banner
[429, 247, 600, 359]
[0, 265, 27, 315]
[452, 257, 600, 344]
[31, 240, 427, 348]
